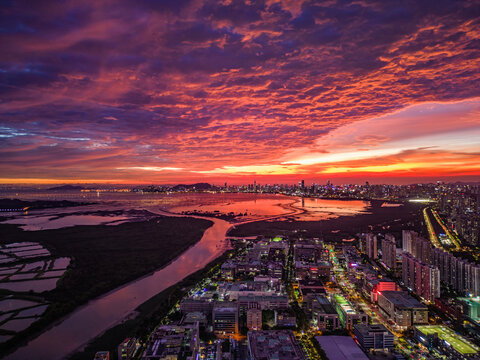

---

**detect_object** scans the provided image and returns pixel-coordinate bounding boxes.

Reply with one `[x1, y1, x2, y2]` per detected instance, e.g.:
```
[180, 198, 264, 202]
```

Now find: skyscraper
[402, 252, 416, 291]
[402, 230, 417, 254]
[403, 252, 440, 302]
[382, 234, 397, 270]
[366, 233, 378, 260]
[433, 247, 480, 296]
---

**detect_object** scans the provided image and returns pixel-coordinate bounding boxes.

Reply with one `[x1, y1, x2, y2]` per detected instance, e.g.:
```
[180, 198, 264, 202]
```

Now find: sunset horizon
[1, 2, 480, 358]
[1, 1, 479, 184]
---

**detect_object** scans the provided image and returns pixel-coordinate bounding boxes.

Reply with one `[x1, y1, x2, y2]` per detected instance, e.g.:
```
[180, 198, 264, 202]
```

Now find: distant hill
[172, 183, 216, 191]
[47, 185, 85, 191]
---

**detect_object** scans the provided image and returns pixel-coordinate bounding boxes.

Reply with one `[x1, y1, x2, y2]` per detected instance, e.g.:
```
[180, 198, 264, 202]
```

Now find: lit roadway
[329, 248, 441, 360]
[430, 209, 462, 250]
[423, 207, 441, 248]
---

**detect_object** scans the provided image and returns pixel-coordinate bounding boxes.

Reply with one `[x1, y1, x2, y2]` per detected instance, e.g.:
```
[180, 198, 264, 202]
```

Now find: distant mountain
[172, 183, 216, 191]
[47, 185, 85, 191]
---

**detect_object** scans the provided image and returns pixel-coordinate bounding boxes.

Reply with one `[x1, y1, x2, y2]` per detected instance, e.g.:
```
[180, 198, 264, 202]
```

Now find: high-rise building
[366, 233, 378, 260]
[416, 261, 440, 302]
[402, 252, 416, 290]
[432, 247, 480, 296]
[412, 236, 432, 264]
[402, 230, 417, 254]
[402, 252, 440, 302]
[381, 234, 396, 270]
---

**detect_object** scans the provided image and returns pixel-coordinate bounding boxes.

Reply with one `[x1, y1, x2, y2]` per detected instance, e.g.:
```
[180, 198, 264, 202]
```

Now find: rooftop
[314, 295, 337, 315]
[354, 324, 392, 335]
[379, 291, 427, 309]
[416, 325, 479, 355]
[315, 336, 368, 360]
[248, 330, 304, 360]
[333, 294, 357, 314]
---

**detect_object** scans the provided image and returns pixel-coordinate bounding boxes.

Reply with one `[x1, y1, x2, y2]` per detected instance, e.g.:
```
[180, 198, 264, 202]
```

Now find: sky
[1, 0, 479, 185]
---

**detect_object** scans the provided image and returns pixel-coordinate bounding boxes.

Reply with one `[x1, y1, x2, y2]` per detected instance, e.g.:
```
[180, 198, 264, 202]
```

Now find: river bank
[0, 194, 415, 359]
[69, 248, 236, 359]
[0, 216, 213, 358]
[228, 200, 426, 240]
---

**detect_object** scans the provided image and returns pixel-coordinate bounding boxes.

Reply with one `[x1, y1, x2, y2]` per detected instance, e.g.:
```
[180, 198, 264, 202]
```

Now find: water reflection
[5, 215, 232, 360]
[2, 192, 371, 359]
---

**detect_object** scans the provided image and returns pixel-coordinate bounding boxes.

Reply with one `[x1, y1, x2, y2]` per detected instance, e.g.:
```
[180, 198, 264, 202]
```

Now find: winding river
[2, 193, 370, 359]
[6, 212, 232, 360]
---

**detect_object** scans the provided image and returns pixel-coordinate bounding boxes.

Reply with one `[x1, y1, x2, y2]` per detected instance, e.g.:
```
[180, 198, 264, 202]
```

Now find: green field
[416, 325, 479, 355]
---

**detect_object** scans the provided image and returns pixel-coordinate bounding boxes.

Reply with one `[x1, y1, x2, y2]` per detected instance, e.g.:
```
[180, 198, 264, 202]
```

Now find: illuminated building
[366, 233, 378, 259]
[331, 294, 368, 330]
[415, 325, 479, 360]
[377, 291, 428, 329]
[246, 308, 262, 330]
[370, 279, 397, 303]
[310, 295, 340, 331]
[212, 302, 239, 336]
[459, 296, 480, 322]
[381, 234, 396, 270]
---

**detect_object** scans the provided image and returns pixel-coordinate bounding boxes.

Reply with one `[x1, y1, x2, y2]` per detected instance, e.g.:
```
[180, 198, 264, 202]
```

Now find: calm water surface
[1, 192, 370, 359]
[5, 212, 232, 360]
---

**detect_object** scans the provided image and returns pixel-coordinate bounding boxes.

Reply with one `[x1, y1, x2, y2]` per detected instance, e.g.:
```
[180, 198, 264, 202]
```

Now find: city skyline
[1, 1, 480, 184]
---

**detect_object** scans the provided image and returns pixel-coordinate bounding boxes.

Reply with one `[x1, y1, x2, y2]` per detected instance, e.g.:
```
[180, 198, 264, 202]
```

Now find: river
[1, 192, 370, 359]
[5, 210, 233, 360]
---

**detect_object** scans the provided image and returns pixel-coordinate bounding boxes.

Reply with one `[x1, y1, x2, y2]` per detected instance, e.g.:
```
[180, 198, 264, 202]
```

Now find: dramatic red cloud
[0, 0, 479, 184]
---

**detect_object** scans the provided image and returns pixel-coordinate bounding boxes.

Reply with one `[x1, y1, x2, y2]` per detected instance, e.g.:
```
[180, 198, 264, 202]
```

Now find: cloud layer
[1, 0, 479, 184]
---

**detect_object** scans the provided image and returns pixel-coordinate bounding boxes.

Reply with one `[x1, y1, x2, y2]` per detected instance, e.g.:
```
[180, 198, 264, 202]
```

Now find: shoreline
[68, 247, 236, 359]
[0, 195, 415, 358]
[0, 215, 214, 359]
